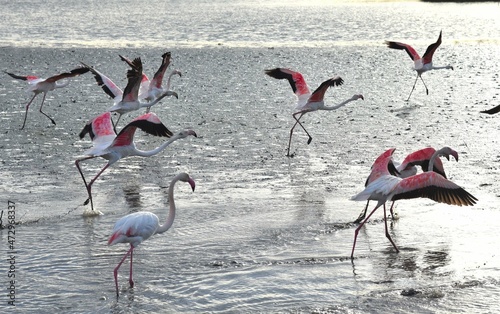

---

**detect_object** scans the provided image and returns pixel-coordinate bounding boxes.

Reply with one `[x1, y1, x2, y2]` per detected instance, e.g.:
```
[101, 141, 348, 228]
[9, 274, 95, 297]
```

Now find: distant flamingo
[385, 30, 454, 101]
[108, 57, 178, 128]
[350, 148, 477, 259]
[108, 172, 195, 297]
[75, 111, 197, 213]
[5, 67, 89, 129]
[353, 147, 459, 223]
[82, 56, 177, 129]
[265, 68, 364, 157]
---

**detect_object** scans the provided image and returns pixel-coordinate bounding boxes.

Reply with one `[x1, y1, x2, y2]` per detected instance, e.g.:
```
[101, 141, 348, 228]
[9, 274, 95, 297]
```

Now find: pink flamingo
[350, 148, 477, 259]
[265, 68, 364, 157]
[353, 147, 459, 223]
[75, 111, 197, 213]
[5, 67, 89, 129]
[108, 172, 195, 297]
[385, 30, 454, 101]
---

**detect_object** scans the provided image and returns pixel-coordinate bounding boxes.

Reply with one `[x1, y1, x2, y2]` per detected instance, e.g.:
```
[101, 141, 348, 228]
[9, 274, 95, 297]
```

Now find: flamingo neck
[321, 97, 356, 110]
[432, 65, 453, 70]
[155, 174, 183, 234]
[165, 71, 179, 90]
[133, 133, 183, 157]
[427, 149, 442, 172]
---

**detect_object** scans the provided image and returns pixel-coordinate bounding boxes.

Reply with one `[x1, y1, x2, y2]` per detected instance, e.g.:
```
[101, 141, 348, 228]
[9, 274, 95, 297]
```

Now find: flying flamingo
[265, 68, 364, 157]
[128, 52, 182, 107]
[75, 111, 197, 213]
[5, 67, 89, 129]
[350, 148, 477, 259]
[108, 172, 195, 297]
[385, 30, 454, 101]
[353, 146, 459, 223]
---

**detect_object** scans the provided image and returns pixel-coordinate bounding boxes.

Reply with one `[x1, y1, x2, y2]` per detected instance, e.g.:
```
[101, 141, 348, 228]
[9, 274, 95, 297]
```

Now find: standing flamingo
[108, 172, 195, 297]
[5, 67, 89, 129]
[75, 111, 197, 213]
[265, 68, 364, 157]
[350, 148, 477, 259]
[385, 30, 454, 101]
[353, 146, 459, 223]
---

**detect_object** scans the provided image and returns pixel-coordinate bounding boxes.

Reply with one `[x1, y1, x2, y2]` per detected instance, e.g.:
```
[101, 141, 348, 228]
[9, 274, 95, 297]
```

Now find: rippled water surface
[1, 0, 500, 313]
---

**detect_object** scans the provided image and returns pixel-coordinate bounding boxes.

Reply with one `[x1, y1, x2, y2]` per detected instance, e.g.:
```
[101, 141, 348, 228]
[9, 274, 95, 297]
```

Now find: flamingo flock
[4, 30, 485, 296]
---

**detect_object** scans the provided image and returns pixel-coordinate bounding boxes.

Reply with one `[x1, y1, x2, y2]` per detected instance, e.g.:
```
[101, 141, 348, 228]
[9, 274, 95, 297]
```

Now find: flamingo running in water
[265, 68, 364, 157]
[75, 111, 197, 214]
[350, 148, 477, 259]
[385, 30, 454, 101]
[353, 146, 459, 223]
[5, 67, 89, 129]
[108, 172, 195, 297]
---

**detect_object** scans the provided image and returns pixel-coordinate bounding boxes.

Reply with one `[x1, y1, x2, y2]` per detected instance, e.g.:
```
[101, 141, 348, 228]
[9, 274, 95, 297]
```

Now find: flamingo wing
[307, 76, 344, 103]
[149, 52, 172, 89]
[121, 57, 143, 103]
[385, 41, 421, 61]
[79, 112, 116, 153]
[5, 71, 39, 82]
[112, 112, 173, 147]
[422, 31, 443, 64]
[108, 212, 159, 246]
[480, 104, 500, 115]
[391, 172, 477, 206]
[81, 62, 123, 100]
[45, 66, 89, 83]
[265, 68, 311, 98]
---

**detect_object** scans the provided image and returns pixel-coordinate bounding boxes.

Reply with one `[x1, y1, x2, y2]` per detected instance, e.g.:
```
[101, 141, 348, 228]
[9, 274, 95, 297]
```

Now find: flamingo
[385, 30, 454, 101]
[75, 111, 197, 213]
[350, 148, 477, 259]
[108, 56, 178, 128]
[108, 172, 195, 297]
[353, 146, 459, 223]
[5, 67, 89, 129]
[265, 68, 364, 157]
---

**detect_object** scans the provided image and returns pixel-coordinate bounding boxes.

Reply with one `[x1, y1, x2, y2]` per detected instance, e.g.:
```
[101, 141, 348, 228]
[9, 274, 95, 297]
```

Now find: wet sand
[1, 44, 500, 312]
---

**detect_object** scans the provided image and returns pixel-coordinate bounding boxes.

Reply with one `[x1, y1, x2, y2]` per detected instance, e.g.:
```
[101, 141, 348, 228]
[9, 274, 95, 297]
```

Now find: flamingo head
[353, 94, 364, 101]
[177, 172, 196, 192]
[176, 129, 197, 139]
[172, 69, 182, 77]
[437, 147, 458, 162]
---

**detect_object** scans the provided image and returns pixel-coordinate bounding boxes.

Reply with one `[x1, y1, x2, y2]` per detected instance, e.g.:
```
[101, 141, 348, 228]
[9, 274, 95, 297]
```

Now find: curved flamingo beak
[188, 178, 196, 192]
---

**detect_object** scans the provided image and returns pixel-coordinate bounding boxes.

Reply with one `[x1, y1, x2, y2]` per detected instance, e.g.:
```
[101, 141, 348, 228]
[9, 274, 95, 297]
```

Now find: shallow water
[1, 0, 500, 313]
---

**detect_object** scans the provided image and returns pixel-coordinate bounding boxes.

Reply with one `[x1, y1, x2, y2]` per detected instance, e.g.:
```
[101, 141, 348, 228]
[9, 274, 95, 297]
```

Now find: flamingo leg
[351, 202, 384, 259]
[114, 244, 134, 297]
[353, 201, 370, 224]
[287, 112, 311, 157]
[38, 93, 56, 126]
[129, 247, 134, 288]
[406, 75, 419, 101]
[20, 93, 38, 130]
[388, 201, 396, 220]
[419, 75, 429, 95]
[383, 203, 399, 253]
[75, 157, 110, 211]
[112, 113, 123, 133]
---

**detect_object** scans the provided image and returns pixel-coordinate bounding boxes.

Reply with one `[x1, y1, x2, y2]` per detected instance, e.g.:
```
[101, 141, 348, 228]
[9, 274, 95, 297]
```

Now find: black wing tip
[5, 71, 26, 80]
[78, 122, 94, 140]
[480, 105, 500, 115]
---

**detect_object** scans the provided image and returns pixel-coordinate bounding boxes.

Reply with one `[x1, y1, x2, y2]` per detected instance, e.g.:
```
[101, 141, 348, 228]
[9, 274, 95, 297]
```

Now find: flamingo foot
[307, 137, 312, 145]
[353, 213, 366, 224]
[129, 279, 134, 288]
[50, 119, 56, 125]
[83, 198, 90, 205]
[425, 88, 429, 95]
